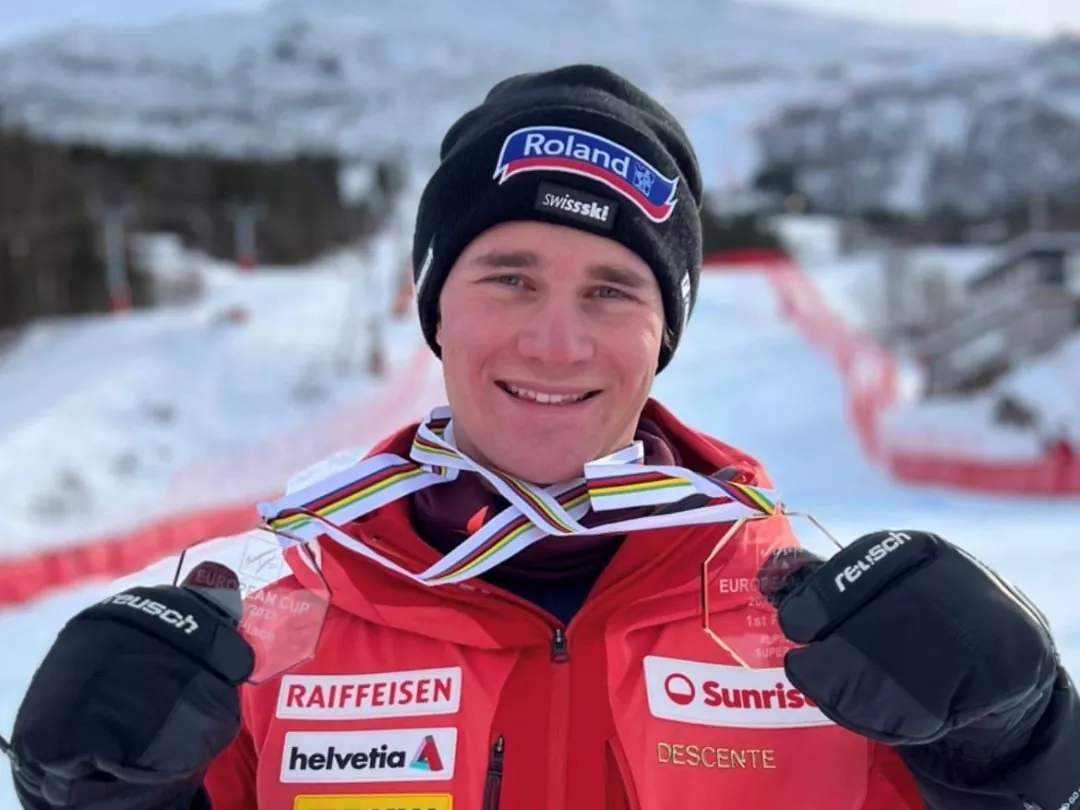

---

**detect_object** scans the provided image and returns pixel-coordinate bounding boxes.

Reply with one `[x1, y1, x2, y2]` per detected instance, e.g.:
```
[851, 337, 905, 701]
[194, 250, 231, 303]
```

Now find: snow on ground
[804, 242, 999, 334]
[877, 394, 1049, 459]
[1, 270, 1079, 809]
[879, 331, 1080, 459]
[999, 334, 1080, 444]
[0, 229, 426, 554]
[782, 223, 1075, 461]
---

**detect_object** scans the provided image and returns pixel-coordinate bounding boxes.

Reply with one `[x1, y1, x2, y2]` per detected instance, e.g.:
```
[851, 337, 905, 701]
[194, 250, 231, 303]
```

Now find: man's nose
[515, 299, 595, 367]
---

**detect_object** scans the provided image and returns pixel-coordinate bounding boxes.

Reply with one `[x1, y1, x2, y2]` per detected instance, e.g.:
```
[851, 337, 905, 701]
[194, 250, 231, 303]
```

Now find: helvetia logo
[409, 735, 443, 772]
[645, 656, 833, 729]
[281, 729, 457, 784]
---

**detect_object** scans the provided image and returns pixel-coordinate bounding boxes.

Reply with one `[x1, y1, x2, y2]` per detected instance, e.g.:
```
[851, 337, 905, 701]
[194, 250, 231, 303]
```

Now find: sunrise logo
[409, 734, 445, 773]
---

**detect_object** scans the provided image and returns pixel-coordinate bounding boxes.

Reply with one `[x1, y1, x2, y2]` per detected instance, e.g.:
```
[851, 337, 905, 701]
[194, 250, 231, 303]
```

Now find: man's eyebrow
[587, 263, 652, 288]
[471, 250, 539, 268]
[468, 252, 652, 288]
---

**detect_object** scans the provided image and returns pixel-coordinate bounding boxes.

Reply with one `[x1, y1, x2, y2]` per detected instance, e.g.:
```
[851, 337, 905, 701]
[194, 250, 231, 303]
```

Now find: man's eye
[594, 286, 631, 299]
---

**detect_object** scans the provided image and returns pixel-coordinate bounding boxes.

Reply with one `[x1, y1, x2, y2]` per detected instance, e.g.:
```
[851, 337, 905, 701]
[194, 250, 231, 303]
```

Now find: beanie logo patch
[416, 243, 435, 295]
[680, 272, 693, 326]
[494, 126, 678, 223]
[534, 181, 618, 231]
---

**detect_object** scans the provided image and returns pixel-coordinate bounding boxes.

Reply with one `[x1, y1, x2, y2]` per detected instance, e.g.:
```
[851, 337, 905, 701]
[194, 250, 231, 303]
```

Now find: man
[8, 65, 1080, 810]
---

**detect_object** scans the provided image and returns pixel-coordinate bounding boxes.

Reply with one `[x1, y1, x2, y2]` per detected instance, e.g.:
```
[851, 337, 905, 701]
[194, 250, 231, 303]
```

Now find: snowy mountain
[757, 35, 1080, 216]
[0, 0, 1033, 182]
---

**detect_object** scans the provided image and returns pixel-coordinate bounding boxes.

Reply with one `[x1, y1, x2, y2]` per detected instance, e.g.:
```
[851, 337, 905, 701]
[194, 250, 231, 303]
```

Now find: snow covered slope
[0, 0, 1029, 183]
[0, 231, 435, 554]
[804, 242, 1080, 462]
[878, 331, 1080, 461]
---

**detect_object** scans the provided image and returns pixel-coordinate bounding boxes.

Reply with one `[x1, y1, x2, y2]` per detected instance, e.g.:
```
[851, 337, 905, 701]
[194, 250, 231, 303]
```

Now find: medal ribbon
[257, 406, 781, 586]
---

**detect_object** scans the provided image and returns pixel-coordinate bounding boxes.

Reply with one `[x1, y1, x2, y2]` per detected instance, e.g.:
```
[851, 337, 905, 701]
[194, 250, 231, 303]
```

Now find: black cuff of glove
[13, 766, 210, 810]
[901, 667, 1080, 810]
[192, 785, 213, 810]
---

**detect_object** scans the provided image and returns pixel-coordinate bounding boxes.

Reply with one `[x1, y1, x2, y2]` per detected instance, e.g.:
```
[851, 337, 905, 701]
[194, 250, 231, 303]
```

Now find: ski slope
[0, 232, 428, 552]
[1, 269, 1079, 807]
[802, 237, 1080, 461]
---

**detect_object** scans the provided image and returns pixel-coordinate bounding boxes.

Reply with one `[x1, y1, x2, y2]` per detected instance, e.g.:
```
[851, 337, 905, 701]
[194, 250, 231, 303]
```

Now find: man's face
[436, 220, 666, 485]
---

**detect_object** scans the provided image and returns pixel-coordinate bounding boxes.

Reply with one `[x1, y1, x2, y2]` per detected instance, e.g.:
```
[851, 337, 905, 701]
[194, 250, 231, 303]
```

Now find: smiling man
[436, 225, 667, 485]
[10, 64, 1080, 810]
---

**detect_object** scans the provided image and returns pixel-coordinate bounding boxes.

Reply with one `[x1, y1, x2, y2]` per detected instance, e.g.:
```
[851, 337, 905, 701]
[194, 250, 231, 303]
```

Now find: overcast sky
[1, 0, 1076, 46]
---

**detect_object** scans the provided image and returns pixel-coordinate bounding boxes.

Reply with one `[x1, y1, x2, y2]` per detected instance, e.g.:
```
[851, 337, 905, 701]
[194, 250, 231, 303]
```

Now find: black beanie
[412, 63, 704, 372]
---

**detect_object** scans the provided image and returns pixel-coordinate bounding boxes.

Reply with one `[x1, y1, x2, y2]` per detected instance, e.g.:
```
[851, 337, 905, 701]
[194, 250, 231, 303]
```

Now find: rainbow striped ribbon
[257, 406, 781, 586]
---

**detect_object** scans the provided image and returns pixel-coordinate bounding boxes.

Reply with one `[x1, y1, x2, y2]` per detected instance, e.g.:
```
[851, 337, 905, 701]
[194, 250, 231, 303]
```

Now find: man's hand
[758, 530, 1079, 810]
[11, 576, 254, 810]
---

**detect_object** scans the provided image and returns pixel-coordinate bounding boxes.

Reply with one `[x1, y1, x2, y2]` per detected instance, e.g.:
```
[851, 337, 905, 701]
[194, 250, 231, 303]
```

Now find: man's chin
[487, 446, 592, 486]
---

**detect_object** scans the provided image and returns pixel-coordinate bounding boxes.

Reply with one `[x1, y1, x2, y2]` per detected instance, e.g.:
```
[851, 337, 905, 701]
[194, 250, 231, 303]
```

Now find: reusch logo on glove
[644, 656, 833, 729]
[834, 531, 911, 593]
[101, 593, 199, 635]
[494, 125, 679, 222]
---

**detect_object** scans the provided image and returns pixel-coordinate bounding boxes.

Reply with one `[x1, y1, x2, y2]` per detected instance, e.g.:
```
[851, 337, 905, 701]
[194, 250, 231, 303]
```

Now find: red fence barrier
[0, 344, 440, 609]
[703, 248, 1080, 497]
[0, 503, 256, 607]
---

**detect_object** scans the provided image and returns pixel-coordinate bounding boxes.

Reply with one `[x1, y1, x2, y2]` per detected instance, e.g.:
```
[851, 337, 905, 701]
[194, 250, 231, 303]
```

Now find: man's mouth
[497, 381, 601, 405]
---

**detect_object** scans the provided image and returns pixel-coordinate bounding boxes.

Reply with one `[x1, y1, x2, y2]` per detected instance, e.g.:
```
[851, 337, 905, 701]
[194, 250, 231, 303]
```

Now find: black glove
[758, 530, 1080, 810]
[10, 565, 254, 810]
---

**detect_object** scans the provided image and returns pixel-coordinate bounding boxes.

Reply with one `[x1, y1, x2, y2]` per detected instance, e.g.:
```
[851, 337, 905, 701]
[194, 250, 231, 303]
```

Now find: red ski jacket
[204, 402, 924, 810]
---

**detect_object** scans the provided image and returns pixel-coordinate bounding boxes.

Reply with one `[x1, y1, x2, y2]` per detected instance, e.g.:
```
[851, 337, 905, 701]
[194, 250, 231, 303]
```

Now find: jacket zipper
[357, 515, 741, 808]
[483, 736, 505, 810]
[471, 526, 704, 810]
[552, 525, 702, 808]
[551, 626, 570, 663]
[414, 522, 709, 810]
[607, 736, 642, 810]
[548, 627, 572, 810]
